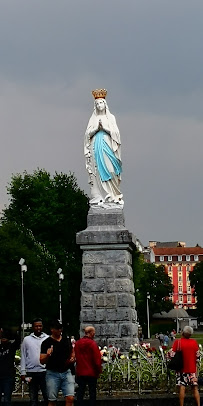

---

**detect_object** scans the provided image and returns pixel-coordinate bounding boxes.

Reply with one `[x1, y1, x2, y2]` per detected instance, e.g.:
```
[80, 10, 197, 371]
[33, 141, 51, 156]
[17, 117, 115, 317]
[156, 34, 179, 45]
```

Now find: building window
[168, 256, 172, 262]
[179, 295, 183, 303]
[178, 272, 182, 282]
[186, 265, 190, 272]
[194, 255, 199, 262]
[186, 255, 190, 261]
[168, 272, 172, 279]
[178, 265, 182, 271]
[178, 255, 182, 261]
[178, 285, 182, 292]
[187, 295, 191, 303]
[168, 265, 172, 271]
[187, 285, 191, 293]
[160, 256, 164, 262]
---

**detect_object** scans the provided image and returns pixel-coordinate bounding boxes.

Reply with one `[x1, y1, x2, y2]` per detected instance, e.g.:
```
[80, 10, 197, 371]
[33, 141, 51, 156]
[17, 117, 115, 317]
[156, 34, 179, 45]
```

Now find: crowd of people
[155, 329, 176, 346]
[0, 319, 102, 406]
[0, 321, 201, 406]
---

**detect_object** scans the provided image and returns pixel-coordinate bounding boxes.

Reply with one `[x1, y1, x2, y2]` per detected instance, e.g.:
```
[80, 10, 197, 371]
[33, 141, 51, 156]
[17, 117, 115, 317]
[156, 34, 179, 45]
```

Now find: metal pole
[21, 269, 25, 341]
[19, 259, 27, 342]
[147, 293, 150, 339]
[57, 268, 64, 323]
[59, 277, 62, 323]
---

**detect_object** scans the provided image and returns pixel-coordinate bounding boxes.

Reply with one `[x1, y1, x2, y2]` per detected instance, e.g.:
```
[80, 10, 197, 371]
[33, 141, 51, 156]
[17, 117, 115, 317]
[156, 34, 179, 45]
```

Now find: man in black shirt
[0, 327, 20, 406]
[40, 320, 75, 406]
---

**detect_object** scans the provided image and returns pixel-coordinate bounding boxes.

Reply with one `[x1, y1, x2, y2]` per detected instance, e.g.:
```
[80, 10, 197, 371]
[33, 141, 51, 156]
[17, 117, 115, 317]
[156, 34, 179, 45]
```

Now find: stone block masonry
[76, 205, 138, 351]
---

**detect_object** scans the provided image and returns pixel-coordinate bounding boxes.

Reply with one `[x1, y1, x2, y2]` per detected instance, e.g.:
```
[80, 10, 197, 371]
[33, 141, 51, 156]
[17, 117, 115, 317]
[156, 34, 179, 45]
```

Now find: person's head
[0, 327, 10, 342]
[50, 319, 63, 338]
[32, 318, 43, 337]
[95, 98, 106, 113]
[182, 325, 193, 338]
[84, 326, 95, 339]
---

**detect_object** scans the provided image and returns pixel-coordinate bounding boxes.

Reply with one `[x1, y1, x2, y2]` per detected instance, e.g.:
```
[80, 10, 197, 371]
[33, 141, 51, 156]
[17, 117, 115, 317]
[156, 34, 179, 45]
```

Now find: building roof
[149, 241, 186, 248]
[153, 246, 203, 255]
[153, 311, 169, 319]
[167, 308, 190, 318]
[153, 309, 190, 319]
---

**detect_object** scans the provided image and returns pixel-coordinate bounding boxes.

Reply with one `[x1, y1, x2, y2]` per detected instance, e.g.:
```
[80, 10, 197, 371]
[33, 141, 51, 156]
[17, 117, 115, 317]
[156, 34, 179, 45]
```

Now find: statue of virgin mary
[84, 89, 124, 206]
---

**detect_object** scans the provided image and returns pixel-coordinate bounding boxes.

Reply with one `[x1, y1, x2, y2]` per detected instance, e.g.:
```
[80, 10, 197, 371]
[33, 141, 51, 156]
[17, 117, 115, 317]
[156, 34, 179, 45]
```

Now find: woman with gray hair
[172, 325, 200, 406]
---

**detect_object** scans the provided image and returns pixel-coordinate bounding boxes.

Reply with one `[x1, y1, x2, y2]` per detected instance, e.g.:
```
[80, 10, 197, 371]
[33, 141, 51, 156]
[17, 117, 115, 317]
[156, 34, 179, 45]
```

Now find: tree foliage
[0, 169, 89, 335]
[189, 261, 203, 318]
[133, 251, 173, 334]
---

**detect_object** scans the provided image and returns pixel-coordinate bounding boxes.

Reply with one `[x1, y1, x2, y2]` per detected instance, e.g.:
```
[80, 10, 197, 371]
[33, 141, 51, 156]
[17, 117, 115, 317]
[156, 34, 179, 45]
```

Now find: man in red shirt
[172, 325, 200, 406]
[75, 326, 102, 406]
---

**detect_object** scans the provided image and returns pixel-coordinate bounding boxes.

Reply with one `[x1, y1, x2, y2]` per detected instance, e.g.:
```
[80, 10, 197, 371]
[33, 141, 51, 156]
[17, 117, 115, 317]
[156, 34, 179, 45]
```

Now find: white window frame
[168, 255, 172, 262]
[187, 295, 191, 303]
[186, 255, 190, 261]
[178, 255, 182, 261]
[194, 255, 199, 261]
[179, 295, 183, 303]
[160, 256, 164, 262]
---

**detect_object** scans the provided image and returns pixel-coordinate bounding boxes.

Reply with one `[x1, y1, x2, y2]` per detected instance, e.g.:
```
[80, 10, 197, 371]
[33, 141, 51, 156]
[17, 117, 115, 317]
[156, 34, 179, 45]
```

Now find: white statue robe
[84, 109, 123, 205]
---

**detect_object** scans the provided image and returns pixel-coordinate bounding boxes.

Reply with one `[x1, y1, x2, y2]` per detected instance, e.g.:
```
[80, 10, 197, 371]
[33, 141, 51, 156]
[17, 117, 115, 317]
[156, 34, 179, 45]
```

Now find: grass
[176, 332, 203, 347]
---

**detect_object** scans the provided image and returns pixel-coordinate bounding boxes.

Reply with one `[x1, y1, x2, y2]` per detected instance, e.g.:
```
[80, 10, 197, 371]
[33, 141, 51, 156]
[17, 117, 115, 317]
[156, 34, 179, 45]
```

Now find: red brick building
[149, 242, 203, 309]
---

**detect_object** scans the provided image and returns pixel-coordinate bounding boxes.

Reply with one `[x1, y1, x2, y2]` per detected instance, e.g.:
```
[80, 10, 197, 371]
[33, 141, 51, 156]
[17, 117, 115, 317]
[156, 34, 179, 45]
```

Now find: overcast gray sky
[0, 0, 203, 247]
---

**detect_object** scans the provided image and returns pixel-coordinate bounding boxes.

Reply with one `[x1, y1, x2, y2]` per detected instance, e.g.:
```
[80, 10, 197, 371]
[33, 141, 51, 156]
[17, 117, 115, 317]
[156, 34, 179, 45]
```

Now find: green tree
[189, 261, 203, 318]
[1, 169, 89, 334]
[133, 251, 173, 335]
[0, 221, 57, 329]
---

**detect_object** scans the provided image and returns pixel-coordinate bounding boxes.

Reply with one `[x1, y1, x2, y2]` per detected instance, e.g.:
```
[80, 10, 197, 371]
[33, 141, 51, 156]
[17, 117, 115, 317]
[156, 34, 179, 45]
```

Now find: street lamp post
[57, 268, 64, 323]
[19, 258, 27, 341]
[147, 292, 150, 339]
[175, 301, 179, 333]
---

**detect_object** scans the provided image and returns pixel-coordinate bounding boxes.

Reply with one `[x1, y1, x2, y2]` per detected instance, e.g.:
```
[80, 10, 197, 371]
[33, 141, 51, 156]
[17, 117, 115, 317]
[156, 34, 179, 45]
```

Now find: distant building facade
[149, 241, 203, 309]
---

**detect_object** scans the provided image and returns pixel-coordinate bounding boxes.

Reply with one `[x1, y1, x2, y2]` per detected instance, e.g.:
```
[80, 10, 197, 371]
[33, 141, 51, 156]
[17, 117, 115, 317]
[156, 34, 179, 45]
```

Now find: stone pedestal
[76, 205, 138, 351]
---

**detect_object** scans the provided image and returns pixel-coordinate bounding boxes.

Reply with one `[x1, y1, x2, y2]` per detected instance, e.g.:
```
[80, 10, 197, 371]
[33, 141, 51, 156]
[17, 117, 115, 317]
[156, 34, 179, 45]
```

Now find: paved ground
[141, 338, 173, 350]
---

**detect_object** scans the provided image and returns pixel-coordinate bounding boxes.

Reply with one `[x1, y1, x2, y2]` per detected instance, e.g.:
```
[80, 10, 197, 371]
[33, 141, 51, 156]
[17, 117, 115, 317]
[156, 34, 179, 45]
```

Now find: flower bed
[97, 343, 203, 395]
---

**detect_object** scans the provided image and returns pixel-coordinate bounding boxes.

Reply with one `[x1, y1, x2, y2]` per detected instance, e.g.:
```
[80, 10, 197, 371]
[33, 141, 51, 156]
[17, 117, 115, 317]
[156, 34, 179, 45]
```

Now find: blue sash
[94, 130, 122, 182]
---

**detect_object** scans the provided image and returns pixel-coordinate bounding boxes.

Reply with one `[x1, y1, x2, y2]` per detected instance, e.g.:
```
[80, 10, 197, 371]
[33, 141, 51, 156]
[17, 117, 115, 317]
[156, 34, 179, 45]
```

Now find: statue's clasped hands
[98, 119, 103, 130]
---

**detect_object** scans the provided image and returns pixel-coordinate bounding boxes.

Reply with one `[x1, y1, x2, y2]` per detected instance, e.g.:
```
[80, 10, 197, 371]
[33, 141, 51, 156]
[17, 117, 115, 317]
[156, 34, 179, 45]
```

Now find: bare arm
[40, 345, 53, 364]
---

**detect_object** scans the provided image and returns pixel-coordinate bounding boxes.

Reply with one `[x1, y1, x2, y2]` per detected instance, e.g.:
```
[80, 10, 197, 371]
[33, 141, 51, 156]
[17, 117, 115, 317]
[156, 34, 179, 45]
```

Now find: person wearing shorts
[172, 325, 200, 406]
[40, 320, 75, 406]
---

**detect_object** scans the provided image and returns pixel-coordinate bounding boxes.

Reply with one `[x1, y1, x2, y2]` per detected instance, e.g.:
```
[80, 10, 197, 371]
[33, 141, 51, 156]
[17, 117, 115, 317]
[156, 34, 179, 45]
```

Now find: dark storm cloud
[0, 0, 203, 246]
[1, 0, 203, 113]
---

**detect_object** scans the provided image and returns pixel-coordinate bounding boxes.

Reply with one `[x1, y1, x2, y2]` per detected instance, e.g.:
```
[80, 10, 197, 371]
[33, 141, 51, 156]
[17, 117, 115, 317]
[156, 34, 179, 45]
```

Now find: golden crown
[92, 89, 107, 99]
